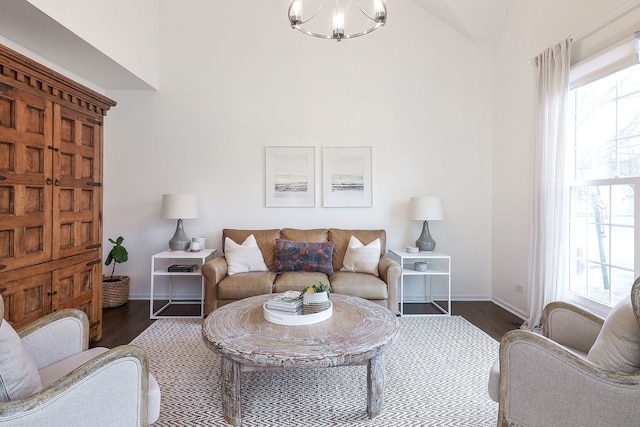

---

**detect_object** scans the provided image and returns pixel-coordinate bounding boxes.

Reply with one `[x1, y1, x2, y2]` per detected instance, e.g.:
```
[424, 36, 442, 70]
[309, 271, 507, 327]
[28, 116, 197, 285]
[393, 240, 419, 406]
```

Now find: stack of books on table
[266, 291, 303, 314]
[167, 264, 198, 272]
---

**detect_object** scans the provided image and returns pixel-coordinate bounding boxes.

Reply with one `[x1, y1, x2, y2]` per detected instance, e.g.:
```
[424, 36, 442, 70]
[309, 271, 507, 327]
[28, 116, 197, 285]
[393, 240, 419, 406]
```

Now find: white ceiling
[0, 0, 509, 90]
[411, 0, 510, 45]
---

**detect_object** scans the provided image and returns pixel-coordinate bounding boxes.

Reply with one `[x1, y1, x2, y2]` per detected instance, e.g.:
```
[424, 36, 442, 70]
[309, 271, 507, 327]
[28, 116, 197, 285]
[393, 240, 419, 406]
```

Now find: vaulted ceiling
[411, 0, 510, 45]
[0, 0, 510, 90]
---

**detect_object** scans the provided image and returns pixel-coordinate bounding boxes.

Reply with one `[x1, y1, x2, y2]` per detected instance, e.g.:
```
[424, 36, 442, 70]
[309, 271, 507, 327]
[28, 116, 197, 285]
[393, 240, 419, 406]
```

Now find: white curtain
[524, 38, 572, 330]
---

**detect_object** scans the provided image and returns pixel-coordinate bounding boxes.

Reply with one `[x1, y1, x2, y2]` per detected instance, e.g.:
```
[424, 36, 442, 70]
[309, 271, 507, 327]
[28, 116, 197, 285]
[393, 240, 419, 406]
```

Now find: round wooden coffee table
[202, 293, 400, 426]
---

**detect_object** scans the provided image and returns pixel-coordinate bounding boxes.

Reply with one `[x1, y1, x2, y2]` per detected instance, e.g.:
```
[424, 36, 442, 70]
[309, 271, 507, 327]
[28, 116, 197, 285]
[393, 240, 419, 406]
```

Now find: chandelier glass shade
[288, 0, 387, 42]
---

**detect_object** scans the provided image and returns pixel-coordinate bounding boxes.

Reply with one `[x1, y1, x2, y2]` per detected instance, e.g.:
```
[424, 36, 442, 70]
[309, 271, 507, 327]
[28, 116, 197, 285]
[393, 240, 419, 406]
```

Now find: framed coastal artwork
[265, 146, 315, 207]
[322, 147, 372, 207]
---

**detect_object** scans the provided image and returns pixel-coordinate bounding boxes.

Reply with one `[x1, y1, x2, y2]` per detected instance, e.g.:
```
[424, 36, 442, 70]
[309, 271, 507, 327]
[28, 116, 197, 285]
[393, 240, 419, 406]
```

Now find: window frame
[565, 58, 640, 317]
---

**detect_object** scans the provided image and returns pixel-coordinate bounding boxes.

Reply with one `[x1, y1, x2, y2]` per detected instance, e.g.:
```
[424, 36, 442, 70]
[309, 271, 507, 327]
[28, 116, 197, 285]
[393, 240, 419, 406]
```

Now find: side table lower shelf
[150, 249, 216, 319]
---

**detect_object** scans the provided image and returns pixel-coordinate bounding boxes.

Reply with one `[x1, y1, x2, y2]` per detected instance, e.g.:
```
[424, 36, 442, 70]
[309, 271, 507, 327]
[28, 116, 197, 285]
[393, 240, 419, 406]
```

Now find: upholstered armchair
[0, 296, 160, 426]
[488, 279, 640, 427]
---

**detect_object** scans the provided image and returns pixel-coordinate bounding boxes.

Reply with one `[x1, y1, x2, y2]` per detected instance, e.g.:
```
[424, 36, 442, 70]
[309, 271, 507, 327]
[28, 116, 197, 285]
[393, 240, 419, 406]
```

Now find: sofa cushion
[224, 234, 268, 276]
[328, 229, 386, 272]
[0, 319, 43, 401]
[274, 239, 335, 275]
[340, 236, 380, 276]
[329, 271, 388, 300]
[218, 272, 276, 300]
[281, 228, 328, 242]
[274, 271, 330, 293]
[223, 229, 281, 270]
[587, 296, 640, 372]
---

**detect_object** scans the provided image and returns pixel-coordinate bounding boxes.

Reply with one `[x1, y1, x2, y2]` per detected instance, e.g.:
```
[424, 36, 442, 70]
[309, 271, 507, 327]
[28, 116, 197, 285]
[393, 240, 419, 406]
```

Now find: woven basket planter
[303, 292, 330, 315]
[102, 276, 130, 308]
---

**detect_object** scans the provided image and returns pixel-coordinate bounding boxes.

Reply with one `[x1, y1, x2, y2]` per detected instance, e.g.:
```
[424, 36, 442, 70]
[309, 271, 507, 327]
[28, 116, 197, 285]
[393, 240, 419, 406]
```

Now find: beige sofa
[202, 228, 401, 315]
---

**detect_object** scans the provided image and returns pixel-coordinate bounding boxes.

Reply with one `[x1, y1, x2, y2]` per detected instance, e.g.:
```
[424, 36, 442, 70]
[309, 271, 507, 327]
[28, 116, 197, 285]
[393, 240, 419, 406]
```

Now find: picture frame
[265, 146, 315, 207]
[322, 147, 372, 207]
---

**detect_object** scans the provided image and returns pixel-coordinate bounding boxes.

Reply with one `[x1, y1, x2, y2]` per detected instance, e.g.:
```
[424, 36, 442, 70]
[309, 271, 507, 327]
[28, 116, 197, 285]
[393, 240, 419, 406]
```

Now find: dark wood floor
[91, 300, 524, 348]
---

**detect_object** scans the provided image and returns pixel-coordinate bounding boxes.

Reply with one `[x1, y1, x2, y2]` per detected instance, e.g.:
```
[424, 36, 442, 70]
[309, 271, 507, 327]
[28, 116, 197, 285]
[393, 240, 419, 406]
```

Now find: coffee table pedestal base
[219, 354, 386, 426]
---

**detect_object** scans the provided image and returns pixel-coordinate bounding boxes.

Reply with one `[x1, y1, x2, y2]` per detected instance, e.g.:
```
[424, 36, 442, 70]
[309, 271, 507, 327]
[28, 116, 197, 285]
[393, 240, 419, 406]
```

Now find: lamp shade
[409, 196, 443, 221]
[160, 194, 198, 219]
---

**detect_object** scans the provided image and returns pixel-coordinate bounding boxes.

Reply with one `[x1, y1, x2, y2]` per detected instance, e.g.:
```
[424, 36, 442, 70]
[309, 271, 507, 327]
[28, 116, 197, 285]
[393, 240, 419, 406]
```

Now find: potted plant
[102, 236, 130, 308]
[301, 282, 331, 314]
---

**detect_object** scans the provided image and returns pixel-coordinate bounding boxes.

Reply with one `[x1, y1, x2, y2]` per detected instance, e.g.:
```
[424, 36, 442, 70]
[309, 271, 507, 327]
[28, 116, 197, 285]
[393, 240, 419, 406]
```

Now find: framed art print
[323, 147, 372, 207]
[265, 146, 315, 207]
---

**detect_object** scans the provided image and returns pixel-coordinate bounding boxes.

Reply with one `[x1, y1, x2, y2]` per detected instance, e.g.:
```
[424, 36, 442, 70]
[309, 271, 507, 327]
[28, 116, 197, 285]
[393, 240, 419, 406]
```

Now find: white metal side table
[150, 248, 216, 319]
[388, 249, 451, 316]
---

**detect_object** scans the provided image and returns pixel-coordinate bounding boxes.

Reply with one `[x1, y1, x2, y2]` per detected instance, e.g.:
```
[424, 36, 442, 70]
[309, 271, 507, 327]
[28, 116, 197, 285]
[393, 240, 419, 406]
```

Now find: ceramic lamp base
[415, 220, 436, 251]
[169, 218, 190, 251]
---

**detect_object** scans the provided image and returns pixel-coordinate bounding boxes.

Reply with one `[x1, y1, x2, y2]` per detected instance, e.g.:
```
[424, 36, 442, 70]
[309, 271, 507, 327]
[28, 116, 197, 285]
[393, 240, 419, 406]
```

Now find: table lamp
[161, 194, 198, 251]
[409, 196, 443, 251]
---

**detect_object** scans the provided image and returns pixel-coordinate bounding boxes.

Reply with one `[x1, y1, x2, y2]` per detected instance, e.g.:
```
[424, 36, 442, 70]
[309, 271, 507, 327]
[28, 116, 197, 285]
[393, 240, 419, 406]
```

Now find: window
[566, 53, 640, 314]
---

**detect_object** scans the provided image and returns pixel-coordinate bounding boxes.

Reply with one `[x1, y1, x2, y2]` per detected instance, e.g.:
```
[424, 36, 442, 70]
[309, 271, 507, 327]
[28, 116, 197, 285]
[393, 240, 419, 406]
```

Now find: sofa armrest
[498, 329, 640, 427]
[203, 256, 229, 314]
[0, 345, 152, 426]
[542, 301, 604, 353]
[379, 257, 401, 315]
[18, 309, 89, 370]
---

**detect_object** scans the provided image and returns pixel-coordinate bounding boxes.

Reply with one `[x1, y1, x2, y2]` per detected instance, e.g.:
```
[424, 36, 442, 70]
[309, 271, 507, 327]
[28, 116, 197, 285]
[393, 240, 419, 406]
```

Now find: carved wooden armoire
[0, 44, 116, 340]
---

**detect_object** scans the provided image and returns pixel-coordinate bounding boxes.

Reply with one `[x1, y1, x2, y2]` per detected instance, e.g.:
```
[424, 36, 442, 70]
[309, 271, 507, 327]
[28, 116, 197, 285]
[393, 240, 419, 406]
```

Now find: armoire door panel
[52, 104, 102, 260]
[0, 86, 52, 272]
[52, 257, 101, 339]
[0, 271, 51, 329]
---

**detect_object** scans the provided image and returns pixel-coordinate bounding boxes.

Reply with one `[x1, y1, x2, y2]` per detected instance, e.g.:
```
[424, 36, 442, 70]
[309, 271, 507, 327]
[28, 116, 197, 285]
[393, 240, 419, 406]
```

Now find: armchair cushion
[587, 297, 640, 372]
[274, 239, 335, 275]
[0, 320, 43, 401]
[37, 346, 161, 424]
[224, 234, 268, 276]
[340, 236, 380, 276]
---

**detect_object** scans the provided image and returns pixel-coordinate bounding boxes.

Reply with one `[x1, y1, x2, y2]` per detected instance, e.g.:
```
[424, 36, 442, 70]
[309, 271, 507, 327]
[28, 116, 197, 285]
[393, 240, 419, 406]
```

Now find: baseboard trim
[491, 297, 527, 320]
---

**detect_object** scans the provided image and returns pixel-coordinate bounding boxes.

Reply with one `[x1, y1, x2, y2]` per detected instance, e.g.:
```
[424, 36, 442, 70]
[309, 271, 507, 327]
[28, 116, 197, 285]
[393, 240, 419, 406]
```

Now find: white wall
[102, 0, 494, 300]
[491, 0, 634, 317]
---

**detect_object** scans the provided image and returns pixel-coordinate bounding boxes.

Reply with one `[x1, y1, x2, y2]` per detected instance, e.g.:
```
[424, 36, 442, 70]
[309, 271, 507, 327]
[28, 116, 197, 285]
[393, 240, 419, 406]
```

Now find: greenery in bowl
[302, 282, 331, 296]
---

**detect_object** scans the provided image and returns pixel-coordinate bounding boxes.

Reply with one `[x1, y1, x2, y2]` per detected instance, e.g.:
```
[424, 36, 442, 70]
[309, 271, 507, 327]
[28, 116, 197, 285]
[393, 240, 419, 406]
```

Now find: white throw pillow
[0, 320, 43, 401]
[340, 236, 380, 276]
[224, 234, 268, 276]
[587, 297, 640, 372]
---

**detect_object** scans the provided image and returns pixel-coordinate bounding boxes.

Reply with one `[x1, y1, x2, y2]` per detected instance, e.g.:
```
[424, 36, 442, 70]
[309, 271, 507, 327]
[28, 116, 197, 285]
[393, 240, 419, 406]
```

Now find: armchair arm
[542, 301, 604, 353]
[379, 257, 401, 315]
[498, 329, 640, 427]
[203, 256, 229, 315]
[0, 345, 151, 427]
[18, 308, 89, 370]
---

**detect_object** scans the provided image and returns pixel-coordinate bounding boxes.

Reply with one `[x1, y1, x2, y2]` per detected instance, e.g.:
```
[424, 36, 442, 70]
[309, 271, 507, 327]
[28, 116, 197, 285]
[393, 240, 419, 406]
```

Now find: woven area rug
[131, 316, 498, 426]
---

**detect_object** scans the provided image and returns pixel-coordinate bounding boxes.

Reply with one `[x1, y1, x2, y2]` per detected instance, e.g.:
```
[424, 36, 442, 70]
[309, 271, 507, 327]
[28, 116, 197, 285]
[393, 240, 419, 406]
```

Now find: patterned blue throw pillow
[274, 239, 335, 275]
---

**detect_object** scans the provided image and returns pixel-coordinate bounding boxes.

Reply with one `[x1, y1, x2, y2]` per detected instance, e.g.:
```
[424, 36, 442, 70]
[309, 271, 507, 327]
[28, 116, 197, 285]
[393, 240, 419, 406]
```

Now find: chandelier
[288, 0, 387, 42]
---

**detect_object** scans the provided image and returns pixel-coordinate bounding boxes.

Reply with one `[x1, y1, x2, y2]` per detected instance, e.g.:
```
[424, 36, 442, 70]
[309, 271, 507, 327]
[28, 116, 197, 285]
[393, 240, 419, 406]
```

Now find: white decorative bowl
[263, 301, 333, 325]
[414, 262, 429, 272]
